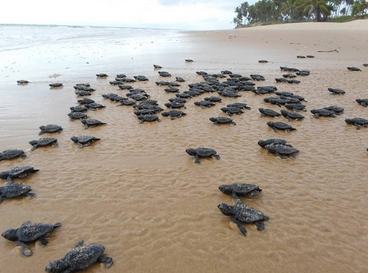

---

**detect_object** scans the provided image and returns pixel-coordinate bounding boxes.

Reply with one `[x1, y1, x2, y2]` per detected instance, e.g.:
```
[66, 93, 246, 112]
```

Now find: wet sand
[0, 21, 367, 272]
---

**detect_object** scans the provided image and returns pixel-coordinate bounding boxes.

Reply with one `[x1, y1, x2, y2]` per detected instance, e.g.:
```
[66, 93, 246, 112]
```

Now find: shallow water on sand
[0, 24, 367, 273]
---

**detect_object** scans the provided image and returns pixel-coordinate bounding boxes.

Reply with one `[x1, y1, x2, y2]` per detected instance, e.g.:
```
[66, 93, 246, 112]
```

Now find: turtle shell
[0, 166, 38, 180]
[233, 203, 269, 223]
[14, 222, 58, 243]
[0, 149, 26, 161]
[39, 124, 63, 134]
[0, 183, 32, 199]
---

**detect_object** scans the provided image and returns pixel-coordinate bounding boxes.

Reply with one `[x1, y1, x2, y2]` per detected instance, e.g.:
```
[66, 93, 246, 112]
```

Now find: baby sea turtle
[165, 102, 186, 109]
[259, 108, 281, 117]
[258, 60, 268, 63]
[2, 221, 61, 257]
[39, 124, 63, 135]
[70, 105, 88, 113]
[250, 74, 265, 81]
[134, 75, 149, 81]
[29, 138, 58, 150]
[0, 166, 39, 183]
[258, 138, 287, 148]
[161, 110, 187, 120]
[17, 80, 29, 85]
[285, 103, 306, 112]
[186, 148, 220, 164]
[204, 96, 222, 103]
[219, 183, 262, 200]
[311, 109, 336, 118]
[0, 183, 35, 205]
[138, 114, 161, 124]
[328, 88, 345, 95]
[45, 240, 113, 273]
[227, 103, 251, 110]
[164, 87, 179, 93]
[323, 106, 344, 115]
[0, 149, 26, 162]
[347, 67, 361, 72]
[218, 201, 269, 236]
[153, 64, 162, 69]
[85, 103, 105, 110]
[209, 117, 236, 126]
[68, 112, 88, 121]
[78, 98, 95, 105]
[71, 135, 101, 148]
[194, 100, 215, 108]
[96, 73, 108, 78]
[356, 98, 368, 107]
[221, 107, 244, 116]
[75, 91, 91, 97]
[267, 121, 296, 132]
[265, 143, 299, 159]
[176, 77, 185, 82]
[118, 85, 133, 90]
[158, 71, 171, 77]
[280, 110, 304, 121]
[185, 59, 194, 62]
[49, 83, 63, 88]
[81, 119, 106, 129]
[345, 118, 368, 130]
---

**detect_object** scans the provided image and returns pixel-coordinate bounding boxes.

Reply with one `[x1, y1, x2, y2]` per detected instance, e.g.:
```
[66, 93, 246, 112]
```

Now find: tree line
[233, 0, 368, 26]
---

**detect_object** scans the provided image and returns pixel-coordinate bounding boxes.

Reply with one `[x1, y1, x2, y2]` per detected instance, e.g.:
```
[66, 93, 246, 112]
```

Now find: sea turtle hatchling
[264, 143, 299, 159]
[258, 138, 288, 148]
[0, 149, 26, 162]
[356, 98, 368, 107]
[259, 108, 281, 117]
[218, 200, 269, 236]
[219, 183, 262, 200]
[2, 221, 61, 257]
[221, 107, 244, 116]
[311, 109, 336, 118]
[69, 106, 87, 113]
[328, 88, 345, 95]
[0, 166, 39, 183]
[267, 121, 296, 132]
[49, 83, 63, 88]
[84, 103, 106, 110]
[186, 148, 220, 164]
[347, 66, 361, 71]
[194, 100, 215, 108]
[17, 80, 29, 85]
[81, 119, 106, 129]
[227, 103, 251, 110]
[29, 138, 58, 150]
[71, 135, 101, 148]
[209, 117, 236, 125]
[45, 240, 113, 273]
[68, 112, 88, 121]
[280, 110, 304, 121]
[0, 182, 35, 205]
[345, 118, 368, 130]
[39, 124, 63, 135]
[161, 110, 187, 120]
[138, 115, 161, 124]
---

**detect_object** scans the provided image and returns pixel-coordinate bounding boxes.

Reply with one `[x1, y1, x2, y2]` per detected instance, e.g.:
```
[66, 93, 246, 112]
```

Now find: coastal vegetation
[233, 0, 368, 26]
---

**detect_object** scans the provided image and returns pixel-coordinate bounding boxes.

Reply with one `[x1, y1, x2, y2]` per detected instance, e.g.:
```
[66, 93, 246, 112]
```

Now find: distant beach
[0, 21, 367, 273]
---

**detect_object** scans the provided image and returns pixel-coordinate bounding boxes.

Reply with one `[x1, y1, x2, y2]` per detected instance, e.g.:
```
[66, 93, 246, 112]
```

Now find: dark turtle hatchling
[311, 109, 336, 118]
[194, 100, 215, 108]
[165, 102, 186, 109]
[2, 221, 61, 256]
[75, 91, 91, 97]
[328, 88, 345, 95]
[45, 240, 113, 273]
[345, 118, 368, 130]
[0, 166, 39, 183]
[347, 66, 361, 71]
[204, 96, 222, 103]
[138, 115, 161, 124]
[176, 77, 185, 82]
[219, 183, 262, 201]
[250, 74, 265, 81]
[49, 83, 63, 88]
[267, 121, 296, 132]
[96, 73, 108, 78]
[161, 110, 187, 120]
[164, 87, 179, 93]
[81, 119, 106, 129]
[29, 138, 58, 150]
[134, 75, 149, 81]
[39, 124, 63, 135]
[158, 71, 171, 77]
[356, 98, 368, 107]
[70, 106, 88, 113]
[259, 108, 281, 117]
[17, 80, 29, 85]
[0, 149, 26, 161]
[0, 183, 35, 205]
[264, 143, 299, 159]
[186, 148, 220, 164]
[221, 107, 244, 116]
[280, 110, 304, 121]
[71, 135, 101, 148]
[209, 117, 236, 125]
[153, 64, 162, 69]
[84, 102, 106, 110]
[218, 201, 269, 236]
[258, 60, 268, 63]
[78, 98, 95, 105]
[68, 112, 88, 121]
[258, 138, 288, 148]
[285, 103, 306, 112]
[185, 59, 194, 62]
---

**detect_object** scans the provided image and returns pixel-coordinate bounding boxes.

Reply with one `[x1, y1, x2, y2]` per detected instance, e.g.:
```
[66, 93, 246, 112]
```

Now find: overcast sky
[0, 0, 255, 30]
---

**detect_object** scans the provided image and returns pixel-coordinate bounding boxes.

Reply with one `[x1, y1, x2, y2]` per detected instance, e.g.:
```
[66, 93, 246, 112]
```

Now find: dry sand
[0, 20, 367, 272]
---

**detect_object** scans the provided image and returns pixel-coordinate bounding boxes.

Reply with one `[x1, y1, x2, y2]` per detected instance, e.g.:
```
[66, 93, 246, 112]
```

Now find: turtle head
[218, 185, 232, 195]
[266, 121, 273, 127]
[185, 148, 197, 156]
[0, 171, 9, 179]
[70, 136, 78, 143]
[81, 119, 86, 124]
[2, 228, 18, 241]
[258, 140, 267, 147]
[209, 117, 216, 122]
[29, 140, 38, 146]
[45, 260, 68, 273]
[217, 203, 235, 216]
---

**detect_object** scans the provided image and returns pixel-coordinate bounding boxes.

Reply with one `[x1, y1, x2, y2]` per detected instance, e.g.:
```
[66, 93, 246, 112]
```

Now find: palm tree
[301, 0, 331, 21]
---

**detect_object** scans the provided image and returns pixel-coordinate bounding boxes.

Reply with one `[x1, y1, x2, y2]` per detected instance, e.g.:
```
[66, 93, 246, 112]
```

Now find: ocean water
[0, 23, 367, 273]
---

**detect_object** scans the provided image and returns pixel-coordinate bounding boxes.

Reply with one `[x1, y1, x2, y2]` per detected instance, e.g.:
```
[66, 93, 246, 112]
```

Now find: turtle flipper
[39, 237, 49, 246]
[52, 142, 59, 147]
[6, 176, 13, 184]
[77, 142, 84, 148]
[194, 155, 201, 164]
[31, 145, 38, 151]
[98, 256, 114, 268]
[254, 221, 265, 231]
[75, 240, 84, 247]
[356, 125, 361, 130]
[17, 241, 32, 257]
[214, 155, 220, 160]
[231, 193, 242, 202]
[26, 193, 36, 199]
[231, 218, 247, 236]
[275, 152, 286, 159]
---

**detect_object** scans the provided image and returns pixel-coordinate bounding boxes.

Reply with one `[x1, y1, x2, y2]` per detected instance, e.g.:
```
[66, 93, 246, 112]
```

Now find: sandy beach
[0, 20, 367, 273]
